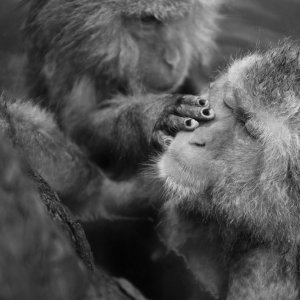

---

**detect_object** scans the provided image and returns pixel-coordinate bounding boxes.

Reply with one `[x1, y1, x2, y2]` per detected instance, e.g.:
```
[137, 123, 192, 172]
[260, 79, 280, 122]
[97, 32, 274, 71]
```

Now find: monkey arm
[61, 89, 214, 176]
[74, 96, 160, 173]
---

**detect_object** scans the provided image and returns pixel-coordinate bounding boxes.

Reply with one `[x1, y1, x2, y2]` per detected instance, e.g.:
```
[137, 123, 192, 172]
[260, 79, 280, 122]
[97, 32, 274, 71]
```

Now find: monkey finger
[164, 115, 199, 133]
[176, 105, 215, 121]
[180, 95, 210, 108]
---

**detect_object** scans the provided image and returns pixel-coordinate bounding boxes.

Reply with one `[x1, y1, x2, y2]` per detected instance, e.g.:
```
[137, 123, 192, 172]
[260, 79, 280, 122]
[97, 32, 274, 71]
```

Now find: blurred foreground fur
[0, 92, 147, 300]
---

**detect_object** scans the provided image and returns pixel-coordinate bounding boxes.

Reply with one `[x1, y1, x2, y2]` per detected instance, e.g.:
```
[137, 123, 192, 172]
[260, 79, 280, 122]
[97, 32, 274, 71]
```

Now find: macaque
[156, 41, 300, 299]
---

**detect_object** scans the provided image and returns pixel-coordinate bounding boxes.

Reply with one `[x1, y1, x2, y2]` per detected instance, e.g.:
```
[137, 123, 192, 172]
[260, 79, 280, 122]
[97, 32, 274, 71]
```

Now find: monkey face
[157, 52, 286, 197]
[135, 26, 191, 92]
[123, 16, 193, 93]
[157, 73, 241, 198]
[117, 0, 219, 92]
[113, 0, 222, 93]
[157, 42, 300, 242]
[157, 54, 263, 197]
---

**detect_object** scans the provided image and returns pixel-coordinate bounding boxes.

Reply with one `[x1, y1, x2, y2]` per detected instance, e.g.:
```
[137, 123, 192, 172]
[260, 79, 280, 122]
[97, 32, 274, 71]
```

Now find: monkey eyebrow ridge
[223, 87, 254, 123]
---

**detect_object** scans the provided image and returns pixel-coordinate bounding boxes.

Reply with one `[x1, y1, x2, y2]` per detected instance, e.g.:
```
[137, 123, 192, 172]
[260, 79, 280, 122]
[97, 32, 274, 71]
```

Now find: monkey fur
[0, 138, 94, 300]
[156, 41, 300, 299]
[24, 0, 221, 177]
[0, 100, 148, 300]
[0, 91, 156, 220]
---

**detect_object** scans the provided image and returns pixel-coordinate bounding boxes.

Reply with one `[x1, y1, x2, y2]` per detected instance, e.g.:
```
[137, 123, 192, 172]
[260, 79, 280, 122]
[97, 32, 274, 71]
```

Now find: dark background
[216, 0, 300, 70]
[0, 0, 27, 97]
[1, 1, 300, 300]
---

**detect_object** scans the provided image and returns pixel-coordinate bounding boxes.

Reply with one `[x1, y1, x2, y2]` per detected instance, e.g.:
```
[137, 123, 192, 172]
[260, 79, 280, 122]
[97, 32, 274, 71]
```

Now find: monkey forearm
[61, 90, 211, 176]
[64, 95, 172, 173]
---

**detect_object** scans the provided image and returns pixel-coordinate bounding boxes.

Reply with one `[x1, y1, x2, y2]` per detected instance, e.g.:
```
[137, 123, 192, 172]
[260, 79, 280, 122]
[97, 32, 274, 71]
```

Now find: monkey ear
[157, 208, 228, 298]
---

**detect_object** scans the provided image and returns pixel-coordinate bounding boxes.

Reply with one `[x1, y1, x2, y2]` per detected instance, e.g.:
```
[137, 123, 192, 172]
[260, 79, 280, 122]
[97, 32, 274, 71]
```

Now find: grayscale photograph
[0, 1, 300, 299]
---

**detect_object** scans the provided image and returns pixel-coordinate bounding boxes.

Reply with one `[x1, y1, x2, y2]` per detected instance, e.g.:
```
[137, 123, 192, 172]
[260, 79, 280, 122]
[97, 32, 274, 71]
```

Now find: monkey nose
[164, 49, 181, 69]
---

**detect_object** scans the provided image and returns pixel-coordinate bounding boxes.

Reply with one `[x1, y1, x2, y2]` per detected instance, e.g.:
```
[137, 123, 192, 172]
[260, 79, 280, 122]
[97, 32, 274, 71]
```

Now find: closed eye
[140, 14, 161, 25]
[224, 100, 259, 138]
[223, 100, 252, 124]
[235, 110, 260, 139]
[244, 121, 260, 139]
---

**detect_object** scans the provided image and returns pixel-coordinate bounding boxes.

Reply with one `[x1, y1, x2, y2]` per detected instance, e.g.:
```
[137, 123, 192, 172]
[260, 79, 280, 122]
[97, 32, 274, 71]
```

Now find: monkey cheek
[158, 148, 212, 197]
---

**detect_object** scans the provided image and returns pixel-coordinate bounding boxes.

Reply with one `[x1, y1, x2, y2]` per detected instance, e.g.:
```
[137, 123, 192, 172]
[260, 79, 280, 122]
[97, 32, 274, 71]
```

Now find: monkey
[154, 41, 300, 299]
[24, 0, 220, 177]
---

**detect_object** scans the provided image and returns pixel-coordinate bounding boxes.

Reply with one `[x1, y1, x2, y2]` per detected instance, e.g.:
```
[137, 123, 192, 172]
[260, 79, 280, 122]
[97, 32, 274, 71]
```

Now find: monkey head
[157, 41, 300, 246]
[120, 0, 223, 92]
[26, 0, 223, 96]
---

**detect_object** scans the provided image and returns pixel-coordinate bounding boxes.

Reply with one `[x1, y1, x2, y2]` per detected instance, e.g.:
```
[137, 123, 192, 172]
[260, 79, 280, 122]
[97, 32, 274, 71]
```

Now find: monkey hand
[152, 95, 215, 150]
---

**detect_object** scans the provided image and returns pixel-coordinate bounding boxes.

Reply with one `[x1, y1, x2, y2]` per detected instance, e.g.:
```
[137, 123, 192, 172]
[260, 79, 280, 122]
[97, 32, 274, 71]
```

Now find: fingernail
[201, 108, 215, 119]
[185, 118, 199, 128]
[198, 99, 208, 107]
[184, 118, 193, 127]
